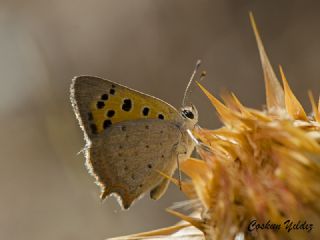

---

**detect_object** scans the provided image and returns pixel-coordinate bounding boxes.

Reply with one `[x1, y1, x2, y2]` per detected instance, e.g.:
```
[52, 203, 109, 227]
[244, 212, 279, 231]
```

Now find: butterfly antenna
[182, 59, 202, 107]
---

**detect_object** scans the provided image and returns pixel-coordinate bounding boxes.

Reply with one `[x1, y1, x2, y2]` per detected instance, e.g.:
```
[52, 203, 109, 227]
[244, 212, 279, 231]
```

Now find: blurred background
[1, 1, 319, 239]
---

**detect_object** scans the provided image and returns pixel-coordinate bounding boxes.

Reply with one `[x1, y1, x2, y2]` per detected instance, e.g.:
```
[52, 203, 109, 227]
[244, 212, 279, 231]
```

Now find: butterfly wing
[70, 76, 185, 208]
[70, 76, 181, 138]
[89, 119, 182, 209]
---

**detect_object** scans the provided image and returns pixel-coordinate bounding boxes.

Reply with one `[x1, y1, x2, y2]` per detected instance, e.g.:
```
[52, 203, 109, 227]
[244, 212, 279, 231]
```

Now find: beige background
[0, 1, 319, 239]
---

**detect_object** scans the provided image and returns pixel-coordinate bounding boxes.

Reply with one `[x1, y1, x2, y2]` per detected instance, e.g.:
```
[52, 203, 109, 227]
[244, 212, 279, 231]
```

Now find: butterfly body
[70, 76, 198, 209]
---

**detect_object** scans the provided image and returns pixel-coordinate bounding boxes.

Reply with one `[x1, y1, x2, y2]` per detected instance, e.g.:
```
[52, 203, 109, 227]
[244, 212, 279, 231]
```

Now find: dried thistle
[109, 13, 320, 240]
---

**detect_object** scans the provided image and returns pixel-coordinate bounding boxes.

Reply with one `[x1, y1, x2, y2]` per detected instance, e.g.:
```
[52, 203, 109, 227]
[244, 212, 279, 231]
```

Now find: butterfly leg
[150, 142, 182, 200]
[176, 144, 189, 190]
[150, 141, 190, 200]
[150, 178, 171, 200]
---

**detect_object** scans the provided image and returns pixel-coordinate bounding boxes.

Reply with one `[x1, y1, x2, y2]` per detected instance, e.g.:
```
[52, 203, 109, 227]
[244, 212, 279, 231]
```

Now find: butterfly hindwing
[70, 76, 181, 138]
[89, 119, 182, 209]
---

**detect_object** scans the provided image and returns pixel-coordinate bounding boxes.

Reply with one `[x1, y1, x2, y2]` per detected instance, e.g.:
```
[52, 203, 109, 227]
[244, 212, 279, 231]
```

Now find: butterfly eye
[182, 110, 194, 119]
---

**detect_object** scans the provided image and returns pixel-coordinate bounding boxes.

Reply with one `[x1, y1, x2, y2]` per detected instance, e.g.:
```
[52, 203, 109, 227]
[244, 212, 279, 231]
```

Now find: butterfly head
[180, 104, 198, 129]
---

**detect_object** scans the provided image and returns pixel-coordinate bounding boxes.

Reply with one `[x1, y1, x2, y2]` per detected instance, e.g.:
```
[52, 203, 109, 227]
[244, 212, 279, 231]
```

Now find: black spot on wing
[103, 120, 112, 129]
[110, 89, 115, 95]
[122, 99, 132, 111]
[90, 124, 98, 134]
[107, 110, 115, 117]
[142, 107, 149, 116]
[158, 114, 164, 120]
[97, 101, 105, 109]
[101, 94, 108, 100]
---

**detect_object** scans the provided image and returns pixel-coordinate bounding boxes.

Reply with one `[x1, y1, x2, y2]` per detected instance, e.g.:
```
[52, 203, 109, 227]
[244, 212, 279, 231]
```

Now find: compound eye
[182, 110, 194, 119]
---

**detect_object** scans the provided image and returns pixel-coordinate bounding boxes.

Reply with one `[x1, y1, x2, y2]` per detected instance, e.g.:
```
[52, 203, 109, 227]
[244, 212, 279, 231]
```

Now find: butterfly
[70, 63, 200, 209]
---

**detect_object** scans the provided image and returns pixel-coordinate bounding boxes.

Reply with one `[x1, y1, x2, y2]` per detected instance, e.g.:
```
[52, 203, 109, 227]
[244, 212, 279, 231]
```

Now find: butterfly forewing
[70, 76, 181, 137]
